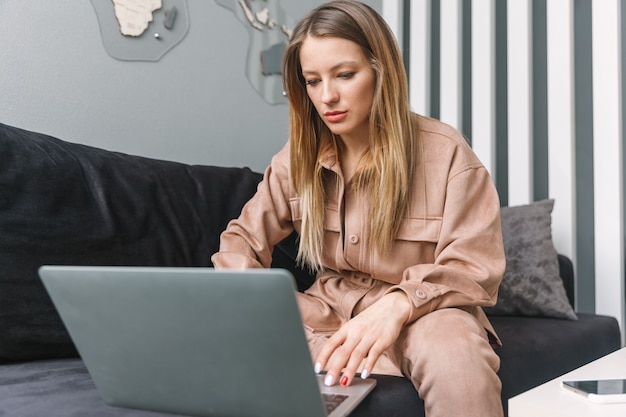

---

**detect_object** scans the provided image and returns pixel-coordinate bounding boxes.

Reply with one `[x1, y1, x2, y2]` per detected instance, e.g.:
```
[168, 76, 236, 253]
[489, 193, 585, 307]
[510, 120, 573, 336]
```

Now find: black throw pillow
[0, 123, 264, 362]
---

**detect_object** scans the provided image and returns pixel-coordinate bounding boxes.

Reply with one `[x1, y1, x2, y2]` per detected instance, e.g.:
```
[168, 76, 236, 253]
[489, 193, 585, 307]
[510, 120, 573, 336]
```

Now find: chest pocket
[395, 217, 442, 242]
[289, 198, 302, 219]
[323, 204, 341, 232]
[288, 199, 342, 230]
[372, 217, 442, 282]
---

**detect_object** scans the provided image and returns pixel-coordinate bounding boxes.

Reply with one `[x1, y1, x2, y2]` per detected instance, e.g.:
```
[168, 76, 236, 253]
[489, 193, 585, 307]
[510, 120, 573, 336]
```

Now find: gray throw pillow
[485, 199, 577, 320]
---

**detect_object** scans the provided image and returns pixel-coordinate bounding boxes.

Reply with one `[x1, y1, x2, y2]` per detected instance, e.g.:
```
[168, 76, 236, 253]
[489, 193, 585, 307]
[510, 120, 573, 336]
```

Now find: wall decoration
[91, 0, 190, 62]
[215, 0, 294, 105]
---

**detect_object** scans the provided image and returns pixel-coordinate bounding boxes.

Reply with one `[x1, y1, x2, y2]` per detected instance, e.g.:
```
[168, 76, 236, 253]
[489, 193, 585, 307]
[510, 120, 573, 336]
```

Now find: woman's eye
[305, 79, 320, 86]
[339, 72, 355, 79]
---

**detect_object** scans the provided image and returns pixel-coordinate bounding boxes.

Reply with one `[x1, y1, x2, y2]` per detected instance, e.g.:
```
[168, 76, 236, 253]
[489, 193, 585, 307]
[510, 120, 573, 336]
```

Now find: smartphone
[561, 379, 626, 404]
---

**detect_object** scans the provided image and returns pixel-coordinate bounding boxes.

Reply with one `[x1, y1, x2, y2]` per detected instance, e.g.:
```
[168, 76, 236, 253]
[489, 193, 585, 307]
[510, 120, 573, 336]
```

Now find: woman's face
[299, 36, 376, 145]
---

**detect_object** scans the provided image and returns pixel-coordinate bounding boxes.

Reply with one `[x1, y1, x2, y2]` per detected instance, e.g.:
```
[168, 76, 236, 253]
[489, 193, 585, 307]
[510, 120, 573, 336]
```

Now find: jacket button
[349, 234, 359, 244]
[416, 289, 427, 299]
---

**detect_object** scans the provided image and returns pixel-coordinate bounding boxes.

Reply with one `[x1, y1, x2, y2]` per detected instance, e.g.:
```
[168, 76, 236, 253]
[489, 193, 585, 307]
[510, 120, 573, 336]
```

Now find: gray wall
[0, 1, 380, 173]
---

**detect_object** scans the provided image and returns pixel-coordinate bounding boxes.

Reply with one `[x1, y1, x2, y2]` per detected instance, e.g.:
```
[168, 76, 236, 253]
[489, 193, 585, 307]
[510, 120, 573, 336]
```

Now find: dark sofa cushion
[492, 312, 621, 414]
[0, 359, 173, 417]
[0, 359, 424, 417]
[486, 199, 577, 320]
[0, 123, 264, 363]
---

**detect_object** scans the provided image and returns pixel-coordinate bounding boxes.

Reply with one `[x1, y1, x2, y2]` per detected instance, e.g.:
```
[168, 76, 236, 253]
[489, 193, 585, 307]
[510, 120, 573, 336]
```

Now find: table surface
[508, 347, 626, 417]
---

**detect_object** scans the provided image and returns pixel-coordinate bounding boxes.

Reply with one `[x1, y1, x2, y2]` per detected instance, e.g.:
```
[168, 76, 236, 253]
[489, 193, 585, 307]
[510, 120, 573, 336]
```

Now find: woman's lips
[324, 111, 348, 123]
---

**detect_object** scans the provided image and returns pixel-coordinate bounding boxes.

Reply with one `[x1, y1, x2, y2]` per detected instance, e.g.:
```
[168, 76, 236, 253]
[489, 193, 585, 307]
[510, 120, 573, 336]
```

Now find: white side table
[508, 348, 626, 417]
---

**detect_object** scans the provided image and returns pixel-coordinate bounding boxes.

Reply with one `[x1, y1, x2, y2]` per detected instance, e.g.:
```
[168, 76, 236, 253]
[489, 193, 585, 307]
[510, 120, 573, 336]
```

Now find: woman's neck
[337, 138, 368, 183]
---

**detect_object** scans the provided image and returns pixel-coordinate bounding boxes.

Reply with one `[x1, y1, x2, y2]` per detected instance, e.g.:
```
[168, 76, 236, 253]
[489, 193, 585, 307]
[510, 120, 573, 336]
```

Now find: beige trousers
[296, 273, 503, 417]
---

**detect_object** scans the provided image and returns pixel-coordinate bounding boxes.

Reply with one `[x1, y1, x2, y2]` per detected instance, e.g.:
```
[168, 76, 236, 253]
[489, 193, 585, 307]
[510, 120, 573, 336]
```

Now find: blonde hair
[282, 0, 420, 271]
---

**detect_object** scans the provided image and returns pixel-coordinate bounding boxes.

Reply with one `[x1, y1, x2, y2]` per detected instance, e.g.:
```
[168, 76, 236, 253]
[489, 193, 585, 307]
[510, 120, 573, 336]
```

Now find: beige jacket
[211, 116, 505, 345]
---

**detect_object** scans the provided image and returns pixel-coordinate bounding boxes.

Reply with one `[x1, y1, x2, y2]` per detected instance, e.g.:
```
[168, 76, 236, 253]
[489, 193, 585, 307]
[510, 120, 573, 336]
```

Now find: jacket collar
[318, 141, 339, 173]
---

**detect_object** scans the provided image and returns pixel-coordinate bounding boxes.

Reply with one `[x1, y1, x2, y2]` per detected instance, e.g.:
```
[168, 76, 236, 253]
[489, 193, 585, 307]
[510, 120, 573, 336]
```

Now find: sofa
[0, 122, 621, 417]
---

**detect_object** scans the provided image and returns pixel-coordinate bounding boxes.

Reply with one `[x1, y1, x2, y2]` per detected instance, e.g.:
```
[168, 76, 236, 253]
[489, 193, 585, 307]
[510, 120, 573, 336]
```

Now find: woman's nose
[322, 82, 339, 104]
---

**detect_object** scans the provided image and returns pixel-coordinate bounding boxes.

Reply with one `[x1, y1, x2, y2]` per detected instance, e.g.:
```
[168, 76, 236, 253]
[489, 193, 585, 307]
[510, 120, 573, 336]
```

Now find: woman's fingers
[359, 342, 386, 380]
[316, 332, 353, 385]
[313, 332, 341, 383]
[315, 292, 411, 386]
[338, 339, 376, 386]
[316, 325, 382, 386]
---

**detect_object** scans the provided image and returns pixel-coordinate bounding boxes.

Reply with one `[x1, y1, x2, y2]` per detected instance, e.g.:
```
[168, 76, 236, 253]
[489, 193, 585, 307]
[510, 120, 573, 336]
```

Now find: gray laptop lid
[39, 266, 375, 417]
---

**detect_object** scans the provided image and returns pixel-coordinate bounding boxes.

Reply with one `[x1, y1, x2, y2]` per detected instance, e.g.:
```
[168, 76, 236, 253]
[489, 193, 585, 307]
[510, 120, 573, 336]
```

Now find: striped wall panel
[383, 0, 625, 337]
[439, 0, 463, 128]
[507, 0, 532, 206]
[410, 0, 431, 116]
[546, 0, 575, 264]
[471, 0, 496, 174]
[591, 0, 623, 329]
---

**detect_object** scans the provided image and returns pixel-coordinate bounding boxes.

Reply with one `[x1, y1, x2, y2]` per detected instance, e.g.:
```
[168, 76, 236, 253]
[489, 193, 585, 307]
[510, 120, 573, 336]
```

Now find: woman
[212, 1, 505, 416]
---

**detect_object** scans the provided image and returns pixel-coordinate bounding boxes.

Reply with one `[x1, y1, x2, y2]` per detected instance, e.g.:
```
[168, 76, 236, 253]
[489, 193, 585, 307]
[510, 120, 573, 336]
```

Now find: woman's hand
[314, 291, 411, 386]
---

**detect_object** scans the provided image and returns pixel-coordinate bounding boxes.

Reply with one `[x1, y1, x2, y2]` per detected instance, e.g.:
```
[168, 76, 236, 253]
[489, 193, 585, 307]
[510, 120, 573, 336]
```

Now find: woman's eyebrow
[301, 61, 359, 75]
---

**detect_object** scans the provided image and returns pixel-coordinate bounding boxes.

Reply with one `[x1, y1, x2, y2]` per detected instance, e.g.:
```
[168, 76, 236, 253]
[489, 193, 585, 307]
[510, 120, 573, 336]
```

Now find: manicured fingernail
[361, 369, 369, 379]
[340, 376, 349, 386]
[324, 374, 334, 386]
[314, 362, 322, 374]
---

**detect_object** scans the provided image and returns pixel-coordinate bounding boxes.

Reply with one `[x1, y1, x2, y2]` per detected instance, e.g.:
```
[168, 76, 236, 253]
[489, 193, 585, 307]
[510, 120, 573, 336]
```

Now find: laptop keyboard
[322, 393, 349, 415]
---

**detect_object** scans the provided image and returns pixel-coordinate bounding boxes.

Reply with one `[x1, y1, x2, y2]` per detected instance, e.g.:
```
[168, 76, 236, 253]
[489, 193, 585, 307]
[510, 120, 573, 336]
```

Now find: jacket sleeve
[385, 161, 506, 324]
[211, 144, 294, 269]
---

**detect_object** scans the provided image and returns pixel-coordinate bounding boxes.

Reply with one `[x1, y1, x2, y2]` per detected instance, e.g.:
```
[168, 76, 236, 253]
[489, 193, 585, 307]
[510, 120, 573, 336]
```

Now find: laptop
[39, 266, 376, 417]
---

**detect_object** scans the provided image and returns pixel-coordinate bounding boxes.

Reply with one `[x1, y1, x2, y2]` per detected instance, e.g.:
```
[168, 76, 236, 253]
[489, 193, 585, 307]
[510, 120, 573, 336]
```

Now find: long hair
[282, 0, 420, 271]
